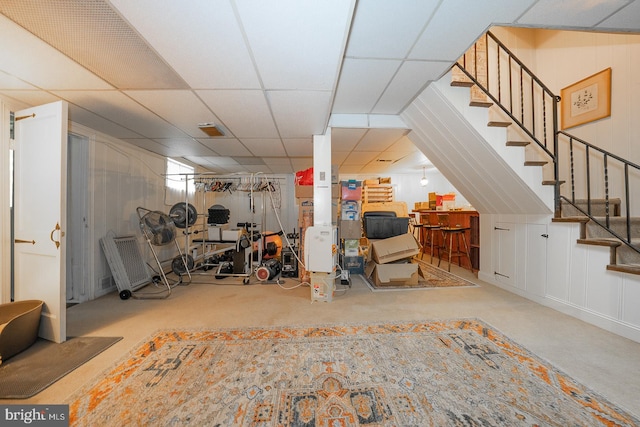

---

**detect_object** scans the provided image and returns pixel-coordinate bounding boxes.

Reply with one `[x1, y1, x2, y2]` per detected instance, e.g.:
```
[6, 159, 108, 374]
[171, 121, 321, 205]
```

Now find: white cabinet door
[494, 222, 515, 287]
[13, 101, 68, 343]
[525, 224, 548, 297]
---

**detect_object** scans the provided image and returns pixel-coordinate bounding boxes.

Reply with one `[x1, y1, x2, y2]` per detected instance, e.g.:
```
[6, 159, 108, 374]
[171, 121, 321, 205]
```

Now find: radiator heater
[100, 233, 152, 296]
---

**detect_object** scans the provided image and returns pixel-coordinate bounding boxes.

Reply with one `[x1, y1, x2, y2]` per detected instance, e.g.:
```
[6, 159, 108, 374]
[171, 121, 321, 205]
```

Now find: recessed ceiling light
[198, 123, 225, 137]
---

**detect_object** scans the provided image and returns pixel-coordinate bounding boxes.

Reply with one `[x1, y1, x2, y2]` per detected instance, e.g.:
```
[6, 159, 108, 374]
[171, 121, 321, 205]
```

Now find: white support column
[313, 128, 332, 226]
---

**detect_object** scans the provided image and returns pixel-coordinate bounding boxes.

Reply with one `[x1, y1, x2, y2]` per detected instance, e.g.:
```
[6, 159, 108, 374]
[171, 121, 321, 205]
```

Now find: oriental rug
[67, 320, 638, 426]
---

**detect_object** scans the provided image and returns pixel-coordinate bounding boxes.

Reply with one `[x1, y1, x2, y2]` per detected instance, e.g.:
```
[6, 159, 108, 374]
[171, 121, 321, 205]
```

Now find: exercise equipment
[169, 202, 198, 229]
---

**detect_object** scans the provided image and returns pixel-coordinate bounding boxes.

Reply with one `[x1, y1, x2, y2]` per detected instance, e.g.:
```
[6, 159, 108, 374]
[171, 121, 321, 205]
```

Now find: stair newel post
[604, 154, 610, 229]
[553, 95, 562, 218]
[625, 164, 631, 242]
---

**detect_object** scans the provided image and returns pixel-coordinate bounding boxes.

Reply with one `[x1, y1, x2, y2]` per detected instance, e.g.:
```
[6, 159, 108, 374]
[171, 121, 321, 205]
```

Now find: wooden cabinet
[363, 184, 393, 203]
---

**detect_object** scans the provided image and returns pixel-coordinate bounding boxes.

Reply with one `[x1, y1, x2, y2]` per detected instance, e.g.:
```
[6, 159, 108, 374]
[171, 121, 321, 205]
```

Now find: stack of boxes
[365, 233, 422, 286]
[427, 192, 456, 210]
[339, 180, 365, 274]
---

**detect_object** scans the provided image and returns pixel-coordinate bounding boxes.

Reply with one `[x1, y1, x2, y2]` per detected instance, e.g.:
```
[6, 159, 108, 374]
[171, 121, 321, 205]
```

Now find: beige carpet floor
[3, 265, 640, 422]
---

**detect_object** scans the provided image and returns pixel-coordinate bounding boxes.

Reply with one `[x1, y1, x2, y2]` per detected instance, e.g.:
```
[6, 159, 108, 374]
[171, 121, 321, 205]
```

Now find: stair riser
[585, 220, 640, 240]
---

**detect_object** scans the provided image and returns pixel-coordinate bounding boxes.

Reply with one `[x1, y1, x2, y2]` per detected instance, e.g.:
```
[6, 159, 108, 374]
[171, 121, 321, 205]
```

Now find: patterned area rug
[364, 258, 478, 291]
[67, 319, 638, 426]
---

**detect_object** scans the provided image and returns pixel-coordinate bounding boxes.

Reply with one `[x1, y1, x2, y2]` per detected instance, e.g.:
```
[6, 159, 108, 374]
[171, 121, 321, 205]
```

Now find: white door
[494, 222, 515, 287]
[13, 101, 68, 343]
[525, 224, 548, 297]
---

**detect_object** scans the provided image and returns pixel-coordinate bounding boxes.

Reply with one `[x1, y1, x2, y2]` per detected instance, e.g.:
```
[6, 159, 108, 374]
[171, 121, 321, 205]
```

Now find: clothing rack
[193, 175, 284, 194]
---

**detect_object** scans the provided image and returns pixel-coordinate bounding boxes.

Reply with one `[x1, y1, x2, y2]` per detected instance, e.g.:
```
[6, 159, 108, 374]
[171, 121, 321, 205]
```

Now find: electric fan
[139, 209, 177, 246]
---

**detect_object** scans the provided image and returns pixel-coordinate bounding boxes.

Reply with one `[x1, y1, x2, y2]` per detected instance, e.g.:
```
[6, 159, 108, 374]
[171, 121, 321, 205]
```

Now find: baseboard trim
[478, 271, 640, 344]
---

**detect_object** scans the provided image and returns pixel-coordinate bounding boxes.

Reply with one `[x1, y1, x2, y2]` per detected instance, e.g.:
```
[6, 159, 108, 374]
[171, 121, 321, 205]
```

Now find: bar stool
[436, 213, 472, 272]
[421, 222, 440, 263]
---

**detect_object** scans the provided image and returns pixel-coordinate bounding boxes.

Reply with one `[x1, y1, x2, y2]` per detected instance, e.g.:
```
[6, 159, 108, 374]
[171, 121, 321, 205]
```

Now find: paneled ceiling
[1, 0, 639, 175]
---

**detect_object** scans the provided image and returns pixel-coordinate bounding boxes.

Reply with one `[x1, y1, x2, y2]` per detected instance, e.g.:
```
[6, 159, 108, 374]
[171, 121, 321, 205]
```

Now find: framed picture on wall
[560, 67, 611, 130]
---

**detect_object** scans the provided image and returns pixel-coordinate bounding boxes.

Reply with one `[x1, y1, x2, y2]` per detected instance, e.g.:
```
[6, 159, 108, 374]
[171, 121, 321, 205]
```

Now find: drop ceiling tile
[409, 0, 533, 61]
[122, 138, 177, 157]
[221, 164, 249, 173]
[125, 90, 221, 138]
[597, 1, 640, 30]
[332, 58, 402, 113]
[68, 105, 143, 139]
[236, 0, 354, 90]
[373, 61, 450, 114]
[346, 0, 439, 58]
[262, 157, 292, 166]
[0, 90, 59, 109]
[0, 72, 37, 90]
[201, 156, 239, 166]
[110, 0, 259, 89]
[231, 157, 265, 165]
[387, 136, 420, 154]
[290, 158, 313, 171]
[353, 128, 408, 152]
[0, 15, 113, 90]
[331, 151, 349, 164]
[343, 151, 378, 165]
[282, 138, 313, 157]
[339, 165, 365, 174]
[331, 128, 367, 152]
[197, 90, 279, 138]
[241, 139, 287, 157]
[198, 139, 252, 156]
[153, 138, 216, 156]
[518, 0, 630, 28]
[1, 1, 187, 89]
[267, 164, 294, 174]
[52, 90, 187, 138]
[267, 91, 332, 138]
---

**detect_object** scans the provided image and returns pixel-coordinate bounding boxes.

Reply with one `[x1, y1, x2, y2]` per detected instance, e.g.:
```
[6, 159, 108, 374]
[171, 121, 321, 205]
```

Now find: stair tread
[487, 121, 511, 127]
[542, 180, 566, 185]
[524, 160, 548, 166]
[552, 216, 590, 223]
[607, 264, 640, 275]
[506, 141, 529, 147]
[470, 100, 493, 107]
[577, 238, 622, 247]
[451, 81, 474, 87]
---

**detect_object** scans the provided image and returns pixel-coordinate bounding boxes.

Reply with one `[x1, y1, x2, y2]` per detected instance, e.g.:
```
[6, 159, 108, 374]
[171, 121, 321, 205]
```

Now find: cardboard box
[339, 219, 362, 240]
[295, 184, 339, 199]
[331, 164, 339, 184]
[342, 255, 365, 275]
[298, 198, 314, 228]
[207, 224, 229, 241]
[298, 198, 338, 227]
[370, 233, 420, 264]
[366, 262, 420, 287]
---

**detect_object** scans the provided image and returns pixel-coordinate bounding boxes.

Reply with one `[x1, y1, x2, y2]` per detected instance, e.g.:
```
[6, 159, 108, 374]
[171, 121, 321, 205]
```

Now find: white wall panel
[585, 247, 622, 318]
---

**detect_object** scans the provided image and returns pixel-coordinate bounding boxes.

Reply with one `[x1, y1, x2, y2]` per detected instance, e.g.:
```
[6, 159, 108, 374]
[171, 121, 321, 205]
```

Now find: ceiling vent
[198, 123, 225, 137]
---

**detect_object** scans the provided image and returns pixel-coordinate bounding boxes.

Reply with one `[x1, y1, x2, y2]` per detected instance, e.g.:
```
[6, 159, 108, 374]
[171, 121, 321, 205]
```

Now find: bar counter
[412, 209, 479, 271]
